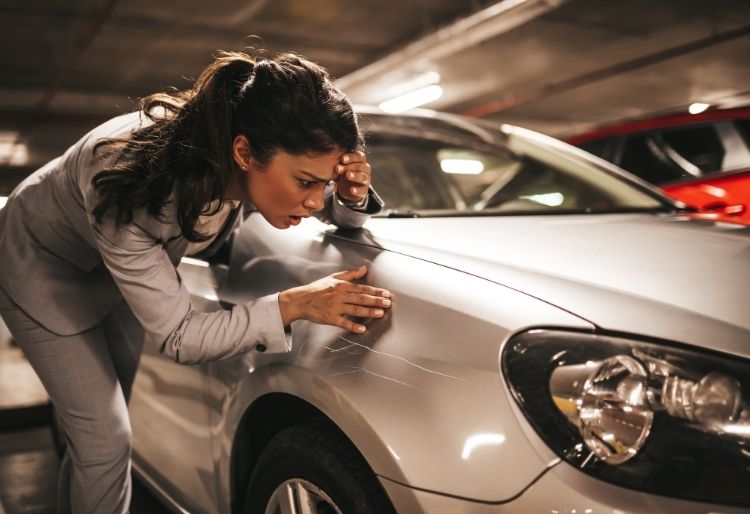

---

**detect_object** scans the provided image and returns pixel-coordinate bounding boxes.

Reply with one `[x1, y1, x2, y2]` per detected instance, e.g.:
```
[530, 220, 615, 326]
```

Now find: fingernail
[343, 155, 350, 163]
[381, 299, 391, 307]
[351, 187, 358, 194]
[382, 291, 392, 298]
[348, 172, 354, 179]
[357, 325, 366, 333]
[337, 164, 344, 172]
[374, 309, 384, 317]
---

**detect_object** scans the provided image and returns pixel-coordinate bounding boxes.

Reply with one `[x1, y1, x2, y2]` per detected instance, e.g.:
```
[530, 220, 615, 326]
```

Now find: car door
[129, 256, 229, 514]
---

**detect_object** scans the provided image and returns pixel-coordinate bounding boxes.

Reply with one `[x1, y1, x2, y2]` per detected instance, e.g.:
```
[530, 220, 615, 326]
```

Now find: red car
[567, 106, 750, 224]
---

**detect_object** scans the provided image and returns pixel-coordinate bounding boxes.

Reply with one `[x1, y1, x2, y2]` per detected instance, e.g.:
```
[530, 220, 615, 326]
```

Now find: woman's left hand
[335, 151, 371, 204]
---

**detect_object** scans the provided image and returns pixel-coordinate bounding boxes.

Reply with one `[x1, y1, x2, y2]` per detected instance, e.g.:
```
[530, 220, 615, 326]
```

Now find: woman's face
[238, 146, 343, 229]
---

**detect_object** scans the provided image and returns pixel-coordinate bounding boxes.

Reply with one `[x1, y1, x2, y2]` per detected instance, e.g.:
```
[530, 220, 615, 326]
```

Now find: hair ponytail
[92, 50, 362, 241]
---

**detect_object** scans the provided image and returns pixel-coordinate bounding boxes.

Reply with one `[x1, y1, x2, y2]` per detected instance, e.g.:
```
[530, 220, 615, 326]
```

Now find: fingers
[335, 151, 371, 203]
[332, 265, 368, 281]
[338, 293, 391, 333]
[336, 163, 371, 184]
[343, 170, 369, 184]
[341, 151, 366, 164]
[342, 303, 386, 319]
[330, 268, 392, 303]
[346, 290, 392, 308]
[336, 316, 368, 334]
[298, 266, 392, 334]
[336, 152, 371, 182]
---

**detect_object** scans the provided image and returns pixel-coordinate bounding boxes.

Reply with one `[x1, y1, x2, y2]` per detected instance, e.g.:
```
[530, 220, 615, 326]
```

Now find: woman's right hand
[278, 266, 392, 333]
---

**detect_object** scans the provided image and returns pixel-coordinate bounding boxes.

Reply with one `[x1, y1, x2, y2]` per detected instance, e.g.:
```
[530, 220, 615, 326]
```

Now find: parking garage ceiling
[1, 0, 749, 192]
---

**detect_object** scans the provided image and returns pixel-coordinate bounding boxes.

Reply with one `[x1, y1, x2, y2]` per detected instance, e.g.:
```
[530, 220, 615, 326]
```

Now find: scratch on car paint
[329, 366, 418, 389]
[322, 343, 356, 353]
[322, 343, 362, 356]
[336, 336, 473, 384]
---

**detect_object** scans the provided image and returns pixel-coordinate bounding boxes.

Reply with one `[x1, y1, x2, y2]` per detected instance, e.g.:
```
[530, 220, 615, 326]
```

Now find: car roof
[355, 105, 506, 146]
[566, 105, 750, 145]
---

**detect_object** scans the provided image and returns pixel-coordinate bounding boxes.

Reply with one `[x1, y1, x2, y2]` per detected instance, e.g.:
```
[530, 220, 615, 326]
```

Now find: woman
[0, 51, 391, 513]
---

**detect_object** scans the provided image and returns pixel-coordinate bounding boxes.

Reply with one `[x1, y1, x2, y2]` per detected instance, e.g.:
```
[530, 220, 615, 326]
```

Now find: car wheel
[244, 418, 396, 514]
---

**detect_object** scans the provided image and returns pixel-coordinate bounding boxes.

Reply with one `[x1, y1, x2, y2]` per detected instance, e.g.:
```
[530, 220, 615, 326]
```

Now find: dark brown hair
[92, 51, 362, 241]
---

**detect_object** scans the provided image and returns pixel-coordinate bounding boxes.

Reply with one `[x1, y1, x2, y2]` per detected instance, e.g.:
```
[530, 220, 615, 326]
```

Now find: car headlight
[502, 329, 750, 507]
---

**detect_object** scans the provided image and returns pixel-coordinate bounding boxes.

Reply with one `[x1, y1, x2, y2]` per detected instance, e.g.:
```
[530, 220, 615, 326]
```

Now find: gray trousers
[0, 285, 143, 514]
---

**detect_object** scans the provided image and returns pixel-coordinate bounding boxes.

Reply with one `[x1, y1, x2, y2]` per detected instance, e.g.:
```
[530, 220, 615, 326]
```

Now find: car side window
[735, 119, 750, 149]
[580, 139, 610, 158]
[366, 143, 462, 211]
[482, 158, 620, 212]
[619, 125, 724, 185]
[619, 134, 688, 185]
[660, 126, 725, 174]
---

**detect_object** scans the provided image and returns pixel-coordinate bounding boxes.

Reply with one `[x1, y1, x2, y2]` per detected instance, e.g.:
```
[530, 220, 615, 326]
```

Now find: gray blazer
[0, 111, 382, 363]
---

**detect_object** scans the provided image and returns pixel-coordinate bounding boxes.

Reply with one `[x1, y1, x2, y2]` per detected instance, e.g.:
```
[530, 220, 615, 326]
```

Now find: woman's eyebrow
[300, 170, 336, 182]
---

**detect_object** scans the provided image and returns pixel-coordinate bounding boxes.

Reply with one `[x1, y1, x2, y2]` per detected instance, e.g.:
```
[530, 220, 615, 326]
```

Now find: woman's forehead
[275, 149, 342, 176]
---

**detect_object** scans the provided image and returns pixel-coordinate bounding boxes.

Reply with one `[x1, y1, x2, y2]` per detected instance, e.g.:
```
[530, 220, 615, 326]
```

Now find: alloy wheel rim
[265, 478, 344, 514]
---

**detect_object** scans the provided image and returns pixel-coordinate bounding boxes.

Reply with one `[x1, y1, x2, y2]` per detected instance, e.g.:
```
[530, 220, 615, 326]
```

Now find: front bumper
[380, 461, 749, 514]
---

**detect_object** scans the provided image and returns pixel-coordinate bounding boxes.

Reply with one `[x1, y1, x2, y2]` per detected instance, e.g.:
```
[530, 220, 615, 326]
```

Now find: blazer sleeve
[315, 184, 384, 228]
[89, 220, 290, 364]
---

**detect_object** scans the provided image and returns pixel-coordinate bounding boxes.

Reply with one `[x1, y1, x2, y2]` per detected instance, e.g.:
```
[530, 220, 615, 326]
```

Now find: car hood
[359, 213, 750, 358]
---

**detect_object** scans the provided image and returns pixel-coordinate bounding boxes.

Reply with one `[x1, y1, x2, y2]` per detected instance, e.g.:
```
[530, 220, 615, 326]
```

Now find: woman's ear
[232, 135, 253, 172]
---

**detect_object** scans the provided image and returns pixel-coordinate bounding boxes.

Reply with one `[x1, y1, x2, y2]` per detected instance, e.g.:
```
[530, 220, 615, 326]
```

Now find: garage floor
[0, 343, 169, 514]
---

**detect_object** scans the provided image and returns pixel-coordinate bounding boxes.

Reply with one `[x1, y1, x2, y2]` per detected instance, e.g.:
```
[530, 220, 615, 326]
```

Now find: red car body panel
[663, 169, 750, 221]
[567, 107, 750, 146]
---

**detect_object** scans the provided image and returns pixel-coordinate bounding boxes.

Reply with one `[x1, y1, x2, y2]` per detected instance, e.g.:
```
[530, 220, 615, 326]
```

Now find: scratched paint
[329, 335, 474, 384]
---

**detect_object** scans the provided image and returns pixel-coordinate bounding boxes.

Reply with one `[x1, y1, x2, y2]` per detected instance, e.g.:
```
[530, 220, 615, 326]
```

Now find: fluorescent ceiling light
[440, 158, 485, 175]
[386, 71, 441, 98]
[379, 85, 443, 113]
[688, 102, 710, 115]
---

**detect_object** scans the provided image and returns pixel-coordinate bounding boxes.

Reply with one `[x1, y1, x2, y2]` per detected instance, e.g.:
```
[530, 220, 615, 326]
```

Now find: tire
[244, 418, 397, 514]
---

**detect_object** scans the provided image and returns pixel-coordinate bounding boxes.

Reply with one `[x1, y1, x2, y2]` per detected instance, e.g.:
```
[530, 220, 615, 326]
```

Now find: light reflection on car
[128, 107, 750, 514]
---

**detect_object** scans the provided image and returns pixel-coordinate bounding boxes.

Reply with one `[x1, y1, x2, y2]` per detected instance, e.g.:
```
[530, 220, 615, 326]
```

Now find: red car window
[736, 120, 750, 148]
[619, 125, 725, 185]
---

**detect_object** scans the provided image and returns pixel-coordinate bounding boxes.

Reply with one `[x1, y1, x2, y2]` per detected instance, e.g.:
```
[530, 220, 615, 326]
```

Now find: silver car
[129, 108, 750, 514]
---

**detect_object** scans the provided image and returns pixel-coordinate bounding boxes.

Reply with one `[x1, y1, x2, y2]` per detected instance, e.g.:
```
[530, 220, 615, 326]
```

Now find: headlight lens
[550, 354, 654, 465]
[502, 329, 750, 507]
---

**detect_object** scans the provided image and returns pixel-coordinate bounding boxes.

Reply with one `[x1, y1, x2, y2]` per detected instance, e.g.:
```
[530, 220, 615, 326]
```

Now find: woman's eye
[298, 179, 315, 189]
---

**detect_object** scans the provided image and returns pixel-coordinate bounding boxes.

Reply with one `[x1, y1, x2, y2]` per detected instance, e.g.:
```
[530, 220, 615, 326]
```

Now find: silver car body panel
[130, 211, 750, 514]
[128, 111, 750, 513]
[363, 214, 750, 358]
[130, 212, 594, 511]
[380, 460, 750, 514]
[201, 214, 592, 509]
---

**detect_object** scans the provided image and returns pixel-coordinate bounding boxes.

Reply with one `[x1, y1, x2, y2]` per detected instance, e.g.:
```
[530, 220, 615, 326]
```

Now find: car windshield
[365, 120, 667, 216]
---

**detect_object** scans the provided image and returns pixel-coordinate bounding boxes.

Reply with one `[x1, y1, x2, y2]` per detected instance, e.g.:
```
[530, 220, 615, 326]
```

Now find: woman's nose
[303, 188, 325, 211]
